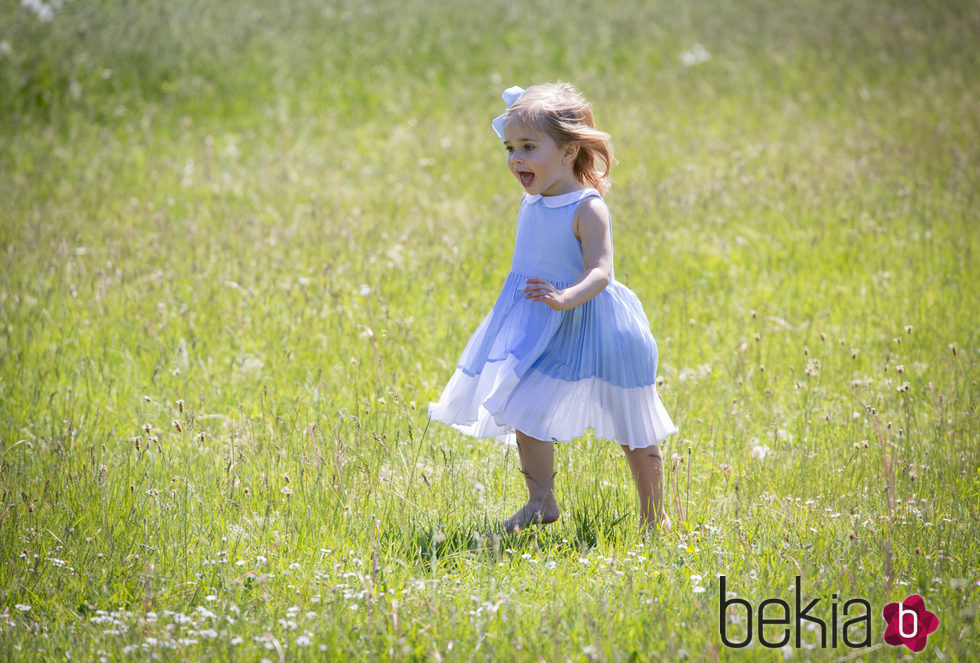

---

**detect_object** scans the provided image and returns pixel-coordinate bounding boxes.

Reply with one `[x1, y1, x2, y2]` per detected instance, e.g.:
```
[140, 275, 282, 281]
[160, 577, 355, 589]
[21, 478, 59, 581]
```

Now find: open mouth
[518, 171, 534, 188]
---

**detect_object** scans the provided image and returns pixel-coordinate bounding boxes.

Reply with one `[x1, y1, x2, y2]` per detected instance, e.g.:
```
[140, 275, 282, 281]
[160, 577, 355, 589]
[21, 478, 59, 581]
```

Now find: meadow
[1, 0, 978, 660]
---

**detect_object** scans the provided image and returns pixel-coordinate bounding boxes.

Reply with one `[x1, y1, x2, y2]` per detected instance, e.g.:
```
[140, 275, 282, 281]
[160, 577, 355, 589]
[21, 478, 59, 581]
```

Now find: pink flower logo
[882, 594, 939, 652]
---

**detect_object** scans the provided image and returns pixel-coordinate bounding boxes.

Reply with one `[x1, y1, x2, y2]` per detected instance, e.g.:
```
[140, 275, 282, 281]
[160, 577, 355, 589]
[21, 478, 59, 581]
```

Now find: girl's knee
[622, 444, 661, 456]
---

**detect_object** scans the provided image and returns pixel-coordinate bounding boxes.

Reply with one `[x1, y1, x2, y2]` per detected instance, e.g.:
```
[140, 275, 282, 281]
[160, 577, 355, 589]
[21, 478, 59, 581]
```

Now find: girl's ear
[563, 142, 580, 164]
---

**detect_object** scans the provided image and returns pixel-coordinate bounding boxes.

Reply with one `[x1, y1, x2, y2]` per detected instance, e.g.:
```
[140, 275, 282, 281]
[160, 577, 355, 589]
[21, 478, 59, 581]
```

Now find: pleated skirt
[428, 272, 677, 449]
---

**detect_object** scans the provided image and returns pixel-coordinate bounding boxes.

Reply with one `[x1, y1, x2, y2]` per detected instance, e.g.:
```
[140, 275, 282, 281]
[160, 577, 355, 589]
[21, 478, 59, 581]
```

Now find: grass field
[1, 0, 978, 660]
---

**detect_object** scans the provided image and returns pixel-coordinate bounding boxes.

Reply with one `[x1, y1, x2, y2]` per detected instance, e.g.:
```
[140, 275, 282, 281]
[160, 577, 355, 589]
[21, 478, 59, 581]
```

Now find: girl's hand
[523, 278, 570, 311]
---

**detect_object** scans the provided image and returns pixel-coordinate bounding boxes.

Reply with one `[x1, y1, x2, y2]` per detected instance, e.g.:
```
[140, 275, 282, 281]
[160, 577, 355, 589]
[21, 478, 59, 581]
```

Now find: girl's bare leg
[622, 444, 669, 532]
[503, 431, 560, 532]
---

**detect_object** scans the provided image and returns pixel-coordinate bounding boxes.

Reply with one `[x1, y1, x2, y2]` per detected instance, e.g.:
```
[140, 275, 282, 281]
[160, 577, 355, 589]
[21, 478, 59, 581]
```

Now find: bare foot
[642, 512, 671, 536]
[502, 497, 560, 533]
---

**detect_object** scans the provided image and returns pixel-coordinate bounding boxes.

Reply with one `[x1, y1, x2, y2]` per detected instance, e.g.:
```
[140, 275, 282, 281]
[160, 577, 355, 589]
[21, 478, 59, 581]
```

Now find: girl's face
[502, 120, 580, 197]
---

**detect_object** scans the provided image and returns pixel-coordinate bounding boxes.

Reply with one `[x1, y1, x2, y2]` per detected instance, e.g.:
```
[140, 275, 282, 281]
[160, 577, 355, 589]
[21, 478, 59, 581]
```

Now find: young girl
[429, 82, 677, 532]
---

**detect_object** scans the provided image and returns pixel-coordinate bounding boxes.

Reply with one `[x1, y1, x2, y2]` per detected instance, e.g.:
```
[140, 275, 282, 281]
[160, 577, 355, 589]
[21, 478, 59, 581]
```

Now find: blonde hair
[505, 82, 613, 194]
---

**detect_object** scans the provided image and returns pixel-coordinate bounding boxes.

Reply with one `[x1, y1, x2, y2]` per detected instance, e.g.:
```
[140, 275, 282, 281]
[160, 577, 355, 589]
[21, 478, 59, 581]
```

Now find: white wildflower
[22, 0, 55, 22]
[680, 43, 711, 67]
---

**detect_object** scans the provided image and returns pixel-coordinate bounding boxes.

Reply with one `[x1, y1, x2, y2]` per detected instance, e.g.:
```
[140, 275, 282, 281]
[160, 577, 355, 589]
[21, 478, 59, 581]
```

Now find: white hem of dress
[428, 356, 677, 451]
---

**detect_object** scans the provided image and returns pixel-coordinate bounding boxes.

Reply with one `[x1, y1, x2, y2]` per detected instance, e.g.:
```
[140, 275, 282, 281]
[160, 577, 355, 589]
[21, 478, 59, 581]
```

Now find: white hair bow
[491, 86, 525, 139]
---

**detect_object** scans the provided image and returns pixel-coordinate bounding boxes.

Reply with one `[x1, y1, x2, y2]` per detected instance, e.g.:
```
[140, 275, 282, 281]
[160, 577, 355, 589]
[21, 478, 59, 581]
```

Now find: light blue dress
[429, 188, 677, 449]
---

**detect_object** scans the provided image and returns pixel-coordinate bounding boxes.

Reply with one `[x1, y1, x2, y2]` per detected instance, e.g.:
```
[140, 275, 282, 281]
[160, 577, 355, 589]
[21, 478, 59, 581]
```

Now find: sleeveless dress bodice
[510, 189, 612, 283]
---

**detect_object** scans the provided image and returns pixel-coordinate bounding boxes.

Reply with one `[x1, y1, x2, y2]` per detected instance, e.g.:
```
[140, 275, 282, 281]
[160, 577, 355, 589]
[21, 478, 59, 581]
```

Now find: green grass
[1, 0, 978, 660]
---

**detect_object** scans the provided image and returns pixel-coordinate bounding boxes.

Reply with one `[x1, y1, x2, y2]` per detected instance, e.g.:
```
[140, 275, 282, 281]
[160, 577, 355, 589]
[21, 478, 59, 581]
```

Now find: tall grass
[1, 0, 978, 660]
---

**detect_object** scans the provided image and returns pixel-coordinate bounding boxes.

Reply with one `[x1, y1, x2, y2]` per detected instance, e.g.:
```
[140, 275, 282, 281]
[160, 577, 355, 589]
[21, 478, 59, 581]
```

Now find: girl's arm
[522, 197, 612, 311]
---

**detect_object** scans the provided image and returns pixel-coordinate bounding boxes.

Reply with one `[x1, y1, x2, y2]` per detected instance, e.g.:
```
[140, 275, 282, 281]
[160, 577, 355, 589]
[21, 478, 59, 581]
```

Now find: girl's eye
[523, 144, 535, 151]
[505, 146, 514, 153]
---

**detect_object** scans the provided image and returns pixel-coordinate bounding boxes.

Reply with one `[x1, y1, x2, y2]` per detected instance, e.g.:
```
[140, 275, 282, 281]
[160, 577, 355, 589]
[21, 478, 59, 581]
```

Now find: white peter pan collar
[524, 188, 600, 208]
